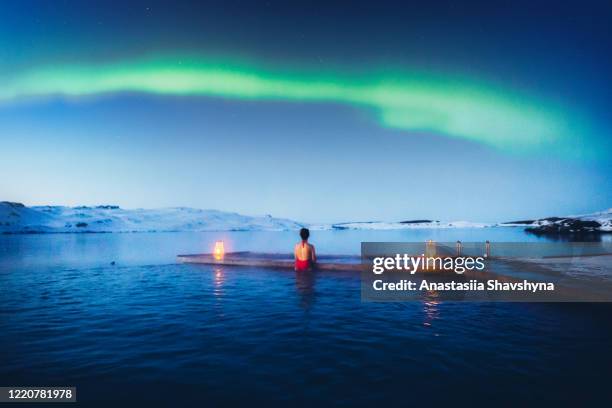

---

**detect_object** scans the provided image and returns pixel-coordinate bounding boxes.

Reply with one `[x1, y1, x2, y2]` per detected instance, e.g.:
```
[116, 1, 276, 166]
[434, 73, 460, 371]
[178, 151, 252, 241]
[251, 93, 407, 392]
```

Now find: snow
[528, 209, 612, 231]
[497, 209, 612, 232]
[329, 220, 490, 230]
[0, 202, 303, 233]
[2, 201, 609, 234]
[500, 208, 612, 234]
[574, 208, 612, 232]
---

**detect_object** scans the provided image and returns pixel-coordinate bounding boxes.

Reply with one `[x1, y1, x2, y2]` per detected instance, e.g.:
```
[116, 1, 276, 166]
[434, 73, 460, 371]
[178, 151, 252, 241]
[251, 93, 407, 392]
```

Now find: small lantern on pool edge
[214, 241, 225, 260]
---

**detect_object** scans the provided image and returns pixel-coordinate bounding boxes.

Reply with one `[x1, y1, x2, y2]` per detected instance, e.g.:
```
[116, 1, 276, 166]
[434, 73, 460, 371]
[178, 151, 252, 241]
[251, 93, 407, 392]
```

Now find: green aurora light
[0, 57, 598, 158]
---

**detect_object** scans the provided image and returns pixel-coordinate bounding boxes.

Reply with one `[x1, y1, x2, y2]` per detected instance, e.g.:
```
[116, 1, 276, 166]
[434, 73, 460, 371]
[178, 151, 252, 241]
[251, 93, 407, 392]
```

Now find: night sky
[1, 0, 611, 222]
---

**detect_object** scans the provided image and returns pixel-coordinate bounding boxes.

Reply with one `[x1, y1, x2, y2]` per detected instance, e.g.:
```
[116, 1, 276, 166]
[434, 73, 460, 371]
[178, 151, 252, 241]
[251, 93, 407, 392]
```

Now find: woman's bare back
[295, 242, 316, 262]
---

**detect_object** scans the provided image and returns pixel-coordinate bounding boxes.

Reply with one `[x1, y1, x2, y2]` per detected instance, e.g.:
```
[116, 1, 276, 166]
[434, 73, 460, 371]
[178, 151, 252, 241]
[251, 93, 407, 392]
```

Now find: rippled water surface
[1, 230, 611, 406]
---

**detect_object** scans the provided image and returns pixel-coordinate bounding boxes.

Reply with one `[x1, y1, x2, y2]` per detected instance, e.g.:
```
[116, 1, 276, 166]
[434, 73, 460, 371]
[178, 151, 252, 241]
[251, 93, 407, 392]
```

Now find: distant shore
[1, 201, 610, 235]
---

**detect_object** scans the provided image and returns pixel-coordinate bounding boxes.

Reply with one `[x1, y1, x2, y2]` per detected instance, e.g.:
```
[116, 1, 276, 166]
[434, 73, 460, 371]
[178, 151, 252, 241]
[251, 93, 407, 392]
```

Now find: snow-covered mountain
[0, 202, 303, 233]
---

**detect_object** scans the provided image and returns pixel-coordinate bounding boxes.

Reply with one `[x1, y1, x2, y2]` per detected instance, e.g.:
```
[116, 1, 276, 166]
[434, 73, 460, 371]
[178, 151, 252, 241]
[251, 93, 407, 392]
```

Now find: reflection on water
[295, 270, 316, 310]
[422, 290, 441, 333]
[214, 267, 225, 296]
[1, 231, 612, 405]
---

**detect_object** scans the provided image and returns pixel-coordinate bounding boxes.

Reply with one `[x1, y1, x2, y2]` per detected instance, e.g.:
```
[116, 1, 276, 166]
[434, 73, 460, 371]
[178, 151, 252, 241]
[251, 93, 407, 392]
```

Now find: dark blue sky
[1, 0, 610, 222]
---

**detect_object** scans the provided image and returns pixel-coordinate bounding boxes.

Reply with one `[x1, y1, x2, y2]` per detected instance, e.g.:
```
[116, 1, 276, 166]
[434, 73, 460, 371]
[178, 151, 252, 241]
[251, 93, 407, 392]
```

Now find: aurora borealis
[0, 57, 591, 157]
[1, 0, 611, 221]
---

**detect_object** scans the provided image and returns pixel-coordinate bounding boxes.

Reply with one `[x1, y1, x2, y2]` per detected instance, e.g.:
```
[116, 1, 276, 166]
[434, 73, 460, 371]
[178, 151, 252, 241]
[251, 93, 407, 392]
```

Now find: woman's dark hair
[299, 228, 310, 241]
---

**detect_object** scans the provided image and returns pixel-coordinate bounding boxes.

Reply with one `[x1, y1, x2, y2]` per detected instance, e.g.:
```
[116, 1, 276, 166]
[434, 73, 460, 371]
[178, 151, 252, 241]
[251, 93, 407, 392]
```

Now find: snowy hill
[501, 209, 612, 234]
[2, 201, 609, 234]
[574, 209, 612, 231]
[0, 202, 303, 233]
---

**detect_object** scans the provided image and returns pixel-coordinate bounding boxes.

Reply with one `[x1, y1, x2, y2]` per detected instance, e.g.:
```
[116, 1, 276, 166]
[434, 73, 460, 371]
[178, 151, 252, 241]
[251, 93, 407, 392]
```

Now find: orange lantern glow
[425, 239, 436, 257]
[213, 240, 225, 260]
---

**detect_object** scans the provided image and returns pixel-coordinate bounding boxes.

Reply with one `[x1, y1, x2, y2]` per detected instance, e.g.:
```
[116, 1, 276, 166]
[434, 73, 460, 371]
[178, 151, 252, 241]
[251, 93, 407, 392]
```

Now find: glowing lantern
[425, 240, 436, 257]
[213, 240, 225, 260]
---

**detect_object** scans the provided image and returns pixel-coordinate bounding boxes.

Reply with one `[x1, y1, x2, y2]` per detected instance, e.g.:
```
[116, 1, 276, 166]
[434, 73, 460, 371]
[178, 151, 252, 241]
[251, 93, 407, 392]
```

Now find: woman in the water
[294, 228, 316, 271]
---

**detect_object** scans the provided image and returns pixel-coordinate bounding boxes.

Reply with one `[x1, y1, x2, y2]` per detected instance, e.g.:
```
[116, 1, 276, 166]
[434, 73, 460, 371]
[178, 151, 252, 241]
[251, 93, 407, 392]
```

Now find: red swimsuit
[295, 241, 311, 271]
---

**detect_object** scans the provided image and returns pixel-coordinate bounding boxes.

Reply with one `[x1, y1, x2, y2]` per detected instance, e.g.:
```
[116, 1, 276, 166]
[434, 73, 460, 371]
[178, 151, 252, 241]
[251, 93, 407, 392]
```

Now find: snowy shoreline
[499, 209, 612, 235]
[1, 201, 610, 234]
[0, 202, 302, 233]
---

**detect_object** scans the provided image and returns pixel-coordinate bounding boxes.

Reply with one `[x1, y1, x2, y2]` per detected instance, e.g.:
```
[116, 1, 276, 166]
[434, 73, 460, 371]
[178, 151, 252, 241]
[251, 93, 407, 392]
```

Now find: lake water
[1, 228, 611, 406]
